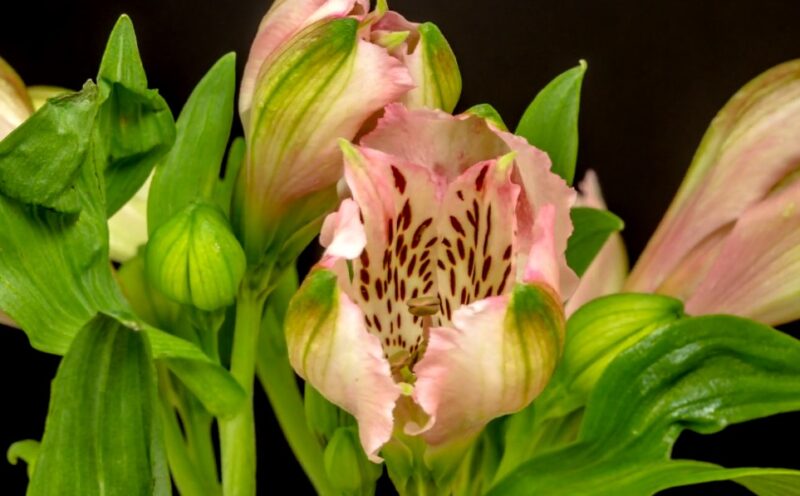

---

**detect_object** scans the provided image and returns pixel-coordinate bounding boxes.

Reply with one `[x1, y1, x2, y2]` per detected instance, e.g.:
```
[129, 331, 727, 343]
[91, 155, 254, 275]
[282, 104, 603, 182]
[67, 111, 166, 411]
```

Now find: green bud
[145, 202, 245, 311]
[324, 427, 382, 494]
[404, 22, 461, 113]
[305, 382, 354, 444]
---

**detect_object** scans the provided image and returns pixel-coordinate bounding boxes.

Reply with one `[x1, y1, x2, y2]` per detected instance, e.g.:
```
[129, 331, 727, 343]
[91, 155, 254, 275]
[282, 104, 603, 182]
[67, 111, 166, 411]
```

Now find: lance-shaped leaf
[148, 53, 236, 233]
[28, 314, 170, 496]
[564, 207, 623, 277]
[95, 15, 176, 216]
[628, 60, 800, 293]
[0, 83, 98, 213]
[489, 315, 800, 495]
[516, 61, 586, 185]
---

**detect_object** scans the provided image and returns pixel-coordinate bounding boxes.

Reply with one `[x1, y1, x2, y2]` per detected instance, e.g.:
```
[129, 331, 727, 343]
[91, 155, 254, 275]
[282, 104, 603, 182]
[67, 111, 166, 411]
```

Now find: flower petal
[565, 171, 629, 315]
[108, 173, 151, 262]
[434, 155, 519, 326]
[498, 131, 578, 299]
[340, 141, 444, 365]
[238, 0, 368, 124]
[684, 177, 800, 325]
[320, 198, 366, 261]
[411, 282, 565, 445]
[628, 60, 800, 292]
[361, 103, 508, 181]
[285, 268, 400, 462]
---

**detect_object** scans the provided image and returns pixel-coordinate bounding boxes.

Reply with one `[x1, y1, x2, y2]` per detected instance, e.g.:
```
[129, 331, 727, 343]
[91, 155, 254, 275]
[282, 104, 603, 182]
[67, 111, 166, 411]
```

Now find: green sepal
[145, 202, 246, 311]
[95, 15, 176, 216]
[0, 82, 98, 213]
[148, 53, 235, 234]
[566, 206, 625, 276]
[464, 103, 508, 131]
[516, 61, 586, 185]
[27, 314, 170, 496]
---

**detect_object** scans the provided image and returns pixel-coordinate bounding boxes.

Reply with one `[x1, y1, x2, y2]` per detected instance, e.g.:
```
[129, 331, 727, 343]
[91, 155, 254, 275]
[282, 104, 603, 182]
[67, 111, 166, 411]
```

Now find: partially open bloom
[233, 0, 460, 264]
[286, 104, 575, 459]
[626, 60, 800, 325]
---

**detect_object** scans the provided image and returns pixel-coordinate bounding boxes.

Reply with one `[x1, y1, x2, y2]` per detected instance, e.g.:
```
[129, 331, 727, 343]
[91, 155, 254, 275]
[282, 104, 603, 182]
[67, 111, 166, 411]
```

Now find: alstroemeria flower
[626, 60, 800, 325]
[0, 56, 33, 141]
[286, 104, 575, 460]
[233, 0, 460, 264]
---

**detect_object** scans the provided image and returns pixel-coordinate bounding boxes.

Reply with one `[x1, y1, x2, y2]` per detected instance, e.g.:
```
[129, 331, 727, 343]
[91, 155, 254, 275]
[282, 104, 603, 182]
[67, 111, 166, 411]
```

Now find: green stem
[183, 396, 220, 487]
[220, 287, 265, 496]
[256, 309, 335, 496]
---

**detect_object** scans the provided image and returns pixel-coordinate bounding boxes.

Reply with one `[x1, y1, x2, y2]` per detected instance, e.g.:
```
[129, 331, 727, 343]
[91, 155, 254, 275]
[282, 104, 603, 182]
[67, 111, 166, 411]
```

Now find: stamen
[407, 295, 440, 316]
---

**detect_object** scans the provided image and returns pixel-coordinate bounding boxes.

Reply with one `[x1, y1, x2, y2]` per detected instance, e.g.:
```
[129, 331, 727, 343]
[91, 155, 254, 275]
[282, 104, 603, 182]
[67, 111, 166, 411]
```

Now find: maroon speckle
[475, 164, 489, 190]
[503, 245, 512, 261]
[457, 238, 465, 259]
[399, 245, 408, 265]
[359, 268, 370, 285]
[423, 280, 433, 294]
[419, 259, 431, 276]
[446, 249, 456, 266]
[360, 250, 370, 268]
[412, 218, 433, 249]
[425, 237, 438, 249]
[482, 256, 492, 282]
[437, 260, 446, 270]
[387, 220, 394, 244]
[360, 286, 370, 301]
[400, 201, 412, 230]
[456, 190, 464, 201]
[391, 165, 407, 193]
[407, 254, 417, 276]
[375, 279, 384, 299]
[449, 268, 456, 295]
[483, 206, 492, 252]
[450, 216, 466, 237]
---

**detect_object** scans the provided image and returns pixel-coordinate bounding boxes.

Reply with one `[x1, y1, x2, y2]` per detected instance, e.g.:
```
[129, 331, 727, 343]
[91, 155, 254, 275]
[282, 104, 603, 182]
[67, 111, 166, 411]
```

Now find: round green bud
[145, 201, 245, 311]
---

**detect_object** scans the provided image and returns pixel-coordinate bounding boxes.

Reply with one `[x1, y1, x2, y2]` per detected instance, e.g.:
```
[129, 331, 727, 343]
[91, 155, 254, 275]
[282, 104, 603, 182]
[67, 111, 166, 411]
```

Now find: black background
[2, 1, 800, 494]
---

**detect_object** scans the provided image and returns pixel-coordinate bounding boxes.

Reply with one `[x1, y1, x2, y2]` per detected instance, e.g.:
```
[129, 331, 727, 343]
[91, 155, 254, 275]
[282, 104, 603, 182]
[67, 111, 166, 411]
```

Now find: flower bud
[0, 57, 33, 141]
[145, 202, 245, 311]
[323, 427, 382, 494]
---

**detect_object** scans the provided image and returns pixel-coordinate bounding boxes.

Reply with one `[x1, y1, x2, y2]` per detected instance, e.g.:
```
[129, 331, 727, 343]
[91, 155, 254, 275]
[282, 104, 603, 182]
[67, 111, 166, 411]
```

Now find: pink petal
[628, 61, 800, 292]
[685, 177, 800, 325]
[238, 0, 368, 125]
[412, 283, 565, 445]
[499, 131, 578, 299]
[361, 103, 508, 181]
[523, 204, 560, 291]
[434, 157, 519, 326]
[340, 142, 445, 364]
[565, 171, 629, 315]
[320, 198, 367, 261]
[285, 269, 400, 461]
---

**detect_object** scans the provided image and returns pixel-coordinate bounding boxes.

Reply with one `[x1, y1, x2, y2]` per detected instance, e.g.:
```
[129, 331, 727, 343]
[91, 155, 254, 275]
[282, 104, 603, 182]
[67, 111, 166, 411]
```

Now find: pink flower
[626, 60, 800, 325]
[285, 104, 576, 460]
[234, 0, 460, 262]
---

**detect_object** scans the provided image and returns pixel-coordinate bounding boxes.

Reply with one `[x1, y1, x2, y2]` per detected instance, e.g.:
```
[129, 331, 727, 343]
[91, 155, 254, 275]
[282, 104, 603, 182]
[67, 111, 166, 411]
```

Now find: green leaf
[96, 15, 175, 216]
[489, 315, 800, 495]
[216, 136, 245, 217]
[515, 61, 586, 184]
[0, 83, 98, 213]
[148, 53, 236, 234]
[28, 314, 170, 496]
[565, 206, 624, 276]
[147, 325, 246, 417]
[7, 439, 40, 478]
[0, 123, 128, 354]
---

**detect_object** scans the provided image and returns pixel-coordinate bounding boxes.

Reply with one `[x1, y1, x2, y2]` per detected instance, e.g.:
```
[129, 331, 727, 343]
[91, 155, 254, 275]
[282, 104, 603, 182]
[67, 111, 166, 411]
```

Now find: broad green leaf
[515, 61, 586, 184]
[0, 125, 128, 354]
[96, 15, 175, 216]
[565, 206, 624, 276]
[489, 315, 800, 495]
[148, 53, 236, 234]
[28, 314, 170, 496]
[7, 439, 40, 478]
[0, 83, 98, 213]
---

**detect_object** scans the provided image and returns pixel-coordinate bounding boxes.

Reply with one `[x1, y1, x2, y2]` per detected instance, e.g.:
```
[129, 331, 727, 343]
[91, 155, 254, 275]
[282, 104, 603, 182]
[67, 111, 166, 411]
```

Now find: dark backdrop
[1, 1, 799, 494]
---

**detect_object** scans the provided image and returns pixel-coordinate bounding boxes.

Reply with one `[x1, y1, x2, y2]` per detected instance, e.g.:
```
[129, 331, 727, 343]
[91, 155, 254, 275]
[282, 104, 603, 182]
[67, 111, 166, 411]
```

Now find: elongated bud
[0, 57, 33, 140]
[233, 17, 412, 266]
[145, 202, 245, 311]
[371, 15, 461, 112]
[324, 427, 382, 494]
